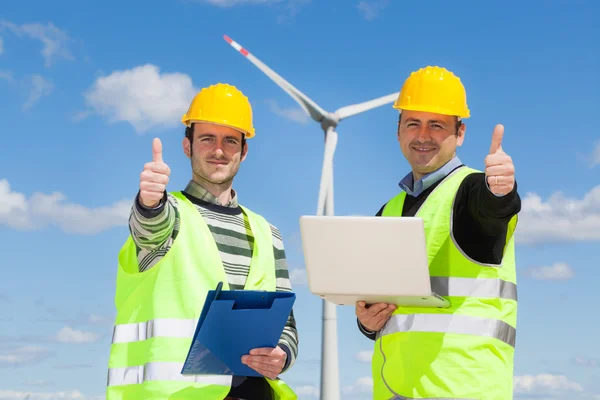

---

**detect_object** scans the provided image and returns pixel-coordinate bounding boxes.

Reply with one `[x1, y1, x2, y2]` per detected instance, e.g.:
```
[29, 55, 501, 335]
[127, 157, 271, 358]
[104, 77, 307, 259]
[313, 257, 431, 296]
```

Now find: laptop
[298, 215, 450, 308]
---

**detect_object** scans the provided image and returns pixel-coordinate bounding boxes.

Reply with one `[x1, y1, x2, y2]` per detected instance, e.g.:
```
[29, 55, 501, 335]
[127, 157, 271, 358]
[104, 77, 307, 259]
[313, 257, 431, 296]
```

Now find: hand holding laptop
[356, 301, 396, 332]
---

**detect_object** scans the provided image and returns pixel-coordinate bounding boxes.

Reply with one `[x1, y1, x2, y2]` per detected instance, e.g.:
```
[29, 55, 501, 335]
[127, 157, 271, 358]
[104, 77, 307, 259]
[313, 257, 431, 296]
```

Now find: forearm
[128, 191, 178, 272]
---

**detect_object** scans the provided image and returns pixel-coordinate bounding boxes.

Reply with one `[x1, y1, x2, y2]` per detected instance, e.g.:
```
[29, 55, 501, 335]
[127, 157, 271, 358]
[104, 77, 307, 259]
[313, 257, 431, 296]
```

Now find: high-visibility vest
[106, 191, 297, 400]
[373, 166, 518, 400]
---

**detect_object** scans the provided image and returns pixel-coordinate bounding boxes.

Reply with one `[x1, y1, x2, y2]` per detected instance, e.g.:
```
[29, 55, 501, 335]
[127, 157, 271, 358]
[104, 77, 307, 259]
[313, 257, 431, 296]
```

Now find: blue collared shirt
[399, 156, 463, 197]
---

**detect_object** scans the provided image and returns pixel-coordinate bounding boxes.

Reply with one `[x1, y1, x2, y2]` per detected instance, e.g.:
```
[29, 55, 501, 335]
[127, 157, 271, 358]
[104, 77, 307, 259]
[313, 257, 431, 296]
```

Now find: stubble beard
[190, 154, 237, 188]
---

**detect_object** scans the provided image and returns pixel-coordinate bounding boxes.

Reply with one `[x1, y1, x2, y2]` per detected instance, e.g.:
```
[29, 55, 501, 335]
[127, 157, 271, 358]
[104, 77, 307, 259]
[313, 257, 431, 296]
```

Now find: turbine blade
[224, 35, 328, 122]
[334, 92, 399, 120]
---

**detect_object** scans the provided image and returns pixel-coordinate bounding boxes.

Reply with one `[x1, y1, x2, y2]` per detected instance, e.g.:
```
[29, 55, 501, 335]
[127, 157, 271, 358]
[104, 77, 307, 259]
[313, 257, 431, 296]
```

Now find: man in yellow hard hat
[355, 66, 521, 399]
[106, 83, 298, 400]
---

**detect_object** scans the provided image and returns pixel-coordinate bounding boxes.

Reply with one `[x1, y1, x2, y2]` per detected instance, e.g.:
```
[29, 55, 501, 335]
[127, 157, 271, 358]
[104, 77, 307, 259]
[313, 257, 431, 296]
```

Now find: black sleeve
[452, 172, 521, 265]
[357, 318, 377, 341]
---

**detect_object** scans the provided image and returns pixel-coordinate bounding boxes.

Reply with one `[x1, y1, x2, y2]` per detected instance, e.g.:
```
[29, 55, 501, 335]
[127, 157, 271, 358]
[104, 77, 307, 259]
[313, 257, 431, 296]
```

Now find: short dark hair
[185, 123, 246, 149]
[398, 112, 463, 136]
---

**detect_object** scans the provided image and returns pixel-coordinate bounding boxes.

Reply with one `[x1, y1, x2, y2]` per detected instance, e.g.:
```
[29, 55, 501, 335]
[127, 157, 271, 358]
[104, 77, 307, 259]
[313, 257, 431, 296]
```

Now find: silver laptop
[299, 215, 450, 308]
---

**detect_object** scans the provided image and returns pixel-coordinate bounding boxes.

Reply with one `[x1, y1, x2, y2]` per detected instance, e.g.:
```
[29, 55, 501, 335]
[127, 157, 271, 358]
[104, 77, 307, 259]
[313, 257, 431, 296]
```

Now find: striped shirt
[128, 180, 299, 372]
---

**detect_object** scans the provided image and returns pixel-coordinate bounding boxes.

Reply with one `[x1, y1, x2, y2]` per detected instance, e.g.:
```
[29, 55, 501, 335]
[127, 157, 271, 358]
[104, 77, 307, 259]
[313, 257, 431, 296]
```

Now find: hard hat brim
[182, 119, 255, 139]
[393, 104, 470, 119]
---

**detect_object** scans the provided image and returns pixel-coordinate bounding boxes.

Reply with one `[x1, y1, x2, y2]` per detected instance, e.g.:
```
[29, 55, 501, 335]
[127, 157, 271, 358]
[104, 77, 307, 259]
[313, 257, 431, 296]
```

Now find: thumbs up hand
[139, 138, 171, 208]
[484, 124, 515, 196]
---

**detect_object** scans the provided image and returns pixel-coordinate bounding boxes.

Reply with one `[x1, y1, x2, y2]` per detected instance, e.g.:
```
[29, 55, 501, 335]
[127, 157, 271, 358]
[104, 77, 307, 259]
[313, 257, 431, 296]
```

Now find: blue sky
[1, 0, 599, 399]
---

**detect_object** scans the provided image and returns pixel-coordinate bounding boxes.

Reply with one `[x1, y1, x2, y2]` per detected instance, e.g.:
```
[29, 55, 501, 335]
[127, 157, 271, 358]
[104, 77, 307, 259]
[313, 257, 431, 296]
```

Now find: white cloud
[266, 99, 310, 124]
[514, 374, 583, 394]
[343, 376, 373, 395]
[516, 185, 600, 245]
[357, 0, 390, 21]
[81, 64, 197, 133]
[290, 268, 308, 285]
[526, 263, 574, 281]
[0, 179, 130, 234]
[55, 327, 99, 344]
[23, 75, 54, 110]
[0, 345, 50, 367]
[355, 350, 373, 363]
[0, 390, 103, 400]
[0, 20, 74, 67]
[295, 385, 319, 397]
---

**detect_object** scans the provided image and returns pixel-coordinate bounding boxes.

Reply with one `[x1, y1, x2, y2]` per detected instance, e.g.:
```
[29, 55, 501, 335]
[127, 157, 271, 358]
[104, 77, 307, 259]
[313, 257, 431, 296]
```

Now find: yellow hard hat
[393, 66, 470, 118]
[181, 83, 256, 138]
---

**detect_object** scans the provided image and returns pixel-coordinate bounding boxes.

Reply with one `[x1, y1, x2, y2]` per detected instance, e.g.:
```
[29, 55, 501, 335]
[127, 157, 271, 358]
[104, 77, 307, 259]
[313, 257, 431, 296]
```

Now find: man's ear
[240, 141, 248, 162]
[182, 136, 191, 158]
[456, 123, 466, 147]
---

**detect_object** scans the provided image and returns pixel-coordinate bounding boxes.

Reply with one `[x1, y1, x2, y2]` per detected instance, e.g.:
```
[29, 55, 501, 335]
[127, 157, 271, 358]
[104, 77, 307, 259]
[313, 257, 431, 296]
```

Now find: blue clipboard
[181, 282, 296, 377]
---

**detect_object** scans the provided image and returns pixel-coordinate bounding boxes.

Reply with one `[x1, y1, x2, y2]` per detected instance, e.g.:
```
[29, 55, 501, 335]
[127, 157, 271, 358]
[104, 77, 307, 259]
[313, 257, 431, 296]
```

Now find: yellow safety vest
[106, 191, 297, 400]
[373, 166, 518, 400]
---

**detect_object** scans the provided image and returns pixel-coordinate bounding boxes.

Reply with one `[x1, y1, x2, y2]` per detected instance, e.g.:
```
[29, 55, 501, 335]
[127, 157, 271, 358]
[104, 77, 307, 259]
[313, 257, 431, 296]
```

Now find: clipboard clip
[214, 281, 223, 301]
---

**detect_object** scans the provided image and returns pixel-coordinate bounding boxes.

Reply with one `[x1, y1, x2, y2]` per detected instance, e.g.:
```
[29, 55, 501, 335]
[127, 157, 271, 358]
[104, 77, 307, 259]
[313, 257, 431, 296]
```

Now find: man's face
[397, 110, 465, 179]
[183, 122, 247, 185]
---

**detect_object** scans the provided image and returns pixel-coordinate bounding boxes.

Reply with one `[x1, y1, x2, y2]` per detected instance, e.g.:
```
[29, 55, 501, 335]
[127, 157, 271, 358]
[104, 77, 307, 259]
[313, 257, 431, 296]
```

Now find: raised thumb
[152, 138, 163, 163]
[489, 124, 504, 154]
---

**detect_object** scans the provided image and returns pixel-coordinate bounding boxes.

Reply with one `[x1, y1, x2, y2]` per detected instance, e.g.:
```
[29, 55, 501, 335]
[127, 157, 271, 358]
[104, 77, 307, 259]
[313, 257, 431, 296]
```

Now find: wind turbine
[223, 34, 398, 400]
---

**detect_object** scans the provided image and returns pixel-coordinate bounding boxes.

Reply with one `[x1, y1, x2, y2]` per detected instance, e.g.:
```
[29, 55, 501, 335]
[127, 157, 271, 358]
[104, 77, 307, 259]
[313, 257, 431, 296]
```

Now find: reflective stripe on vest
[108, 362, 233, 386]
[112, 318, 196, 343]
[430, 276, 517, 301]
[378, 313, 516, 348]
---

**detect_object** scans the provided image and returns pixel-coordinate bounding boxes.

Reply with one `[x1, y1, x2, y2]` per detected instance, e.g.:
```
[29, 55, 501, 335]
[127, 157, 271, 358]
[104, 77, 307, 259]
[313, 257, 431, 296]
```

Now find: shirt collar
[184, 180, 239, 208]
[399, 155, 463, 197]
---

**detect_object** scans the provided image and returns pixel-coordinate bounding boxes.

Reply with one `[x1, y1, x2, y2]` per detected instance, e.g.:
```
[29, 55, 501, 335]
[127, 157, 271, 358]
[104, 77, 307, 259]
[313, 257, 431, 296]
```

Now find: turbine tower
[223, 34, 398, 400]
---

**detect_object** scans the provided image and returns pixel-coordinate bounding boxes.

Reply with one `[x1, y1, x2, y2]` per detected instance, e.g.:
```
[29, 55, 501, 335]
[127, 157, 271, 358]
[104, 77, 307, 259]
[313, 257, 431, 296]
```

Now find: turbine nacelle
[321, 112, 340, 132]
